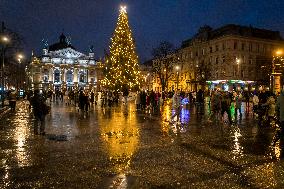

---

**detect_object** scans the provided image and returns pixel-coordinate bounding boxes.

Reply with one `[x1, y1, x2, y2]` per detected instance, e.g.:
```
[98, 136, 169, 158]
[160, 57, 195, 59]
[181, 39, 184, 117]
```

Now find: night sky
[1, 0, 284, 63]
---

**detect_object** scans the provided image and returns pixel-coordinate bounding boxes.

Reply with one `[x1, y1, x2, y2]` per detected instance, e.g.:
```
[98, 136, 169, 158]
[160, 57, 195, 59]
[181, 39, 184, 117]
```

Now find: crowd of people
[4, 86, 284, 143]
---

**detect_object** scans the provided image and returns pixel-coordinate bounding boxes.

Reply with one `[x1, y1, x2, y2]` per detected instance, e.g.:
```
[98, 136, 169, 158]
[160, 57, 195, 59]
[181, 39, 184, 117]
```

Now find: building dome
[48, 33, 75, 51]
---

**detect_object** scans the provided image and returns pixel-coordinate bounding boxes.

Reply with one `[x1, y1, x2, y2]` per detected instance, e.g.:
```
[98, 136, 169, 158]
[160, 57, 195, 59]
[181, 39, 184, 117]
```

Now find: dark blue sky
[1, 0, 284, 62]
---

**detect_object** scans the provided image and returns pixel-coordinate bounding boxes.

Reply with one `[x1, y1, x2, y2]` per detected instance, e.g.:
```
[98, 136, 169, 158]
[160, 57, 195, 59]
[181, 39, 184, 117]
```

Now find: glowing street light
[17, 53, 24, 63]
[276, 49, 283, 56]
[236, 58, 241, 78]
[2, 36, 9, 43]
[175, 65, 180, 72]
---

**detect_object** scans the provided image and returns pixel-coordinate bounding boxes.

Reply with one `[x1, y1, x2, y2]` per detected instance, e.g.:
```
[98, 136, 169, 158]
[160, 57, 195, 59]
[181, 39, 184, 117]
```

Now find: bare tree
[151, 41, 176, 91]
[1, 22, 26, 90]
[196, 60, 211, 89]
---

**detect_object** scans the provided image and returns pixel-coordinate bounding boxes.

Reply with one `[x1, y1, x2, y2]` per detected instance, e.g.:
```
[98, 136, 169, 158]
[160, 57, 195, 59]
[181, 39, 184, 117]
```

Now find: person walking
[78, 90, 85, 114]
[90, 91, 95, 105]
[210, 91, 221, 121]
[235, 92, 243, 121]
[170, 90, 182, 124]
[135, 91, 141, 110]
[123, 87, 129, 105]
[273, 89, 284, 150]
[221, 92, 232, 124]
[9, 90, 17, 111]
[252, 92, 259, 117]
[31, 90, 49, 135]
[94, 92, 98, 106]
[196, 89, 204, 114]
[266, 95, 276, 125]
[140, 91, 146, 111]
[244, 90, 250, 111]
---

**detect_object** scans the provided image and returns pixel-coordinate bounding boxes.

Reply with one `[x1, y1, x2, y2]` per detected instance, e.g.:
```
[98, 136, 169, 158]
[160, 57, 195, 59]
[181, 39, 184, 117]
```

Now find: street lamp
[1, 35, 9, 107]
[276, 50, 283, 56]
[272, 49, 283, 94]
[175, 65, 180, 90]
[16, 53, 25, 91]
[2, 36, 9, 42]
[17, 53, 24, 63]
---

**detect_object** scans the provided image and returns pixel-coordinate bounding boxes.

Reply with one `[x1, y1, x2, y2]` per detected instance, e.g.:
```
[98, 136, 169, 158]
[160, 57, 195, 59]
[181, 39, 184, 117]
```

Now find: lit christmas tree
[103, 6, 141, 91]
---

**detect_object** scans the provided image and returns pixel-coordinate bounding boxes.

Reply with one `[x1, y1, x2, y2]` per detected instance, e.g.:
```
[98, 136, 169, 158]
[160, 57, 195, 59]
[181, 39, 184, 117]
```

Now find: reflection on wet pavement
[100, 104, 139, 173]
[0, 100, 283, 188]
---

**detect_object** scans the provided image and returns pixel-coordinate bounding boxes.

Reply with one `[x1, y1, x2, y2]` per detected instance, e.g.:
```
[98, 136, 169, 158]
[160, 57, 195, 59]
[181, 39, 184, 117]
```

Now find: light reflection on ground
[100, 104, 140, 173]
[0, 100, 284, 188]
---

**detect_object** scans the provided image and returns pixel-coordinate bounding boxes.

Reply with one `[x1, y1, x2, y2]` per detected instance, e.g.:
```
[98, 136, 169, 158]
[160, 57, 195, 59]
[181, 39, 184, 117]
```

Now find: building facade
[150, 24, 284, 92]
[28, 34, 103, 92]
[180, 24, 284, 91]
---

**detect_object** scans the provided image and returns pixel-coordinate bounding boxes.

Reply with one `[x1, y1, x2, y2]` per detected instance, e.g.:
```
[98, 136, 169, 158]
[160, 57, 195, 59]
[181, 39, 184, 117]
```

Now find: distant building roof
[182, 24, 283, 48]
[48, 33, 75, 51]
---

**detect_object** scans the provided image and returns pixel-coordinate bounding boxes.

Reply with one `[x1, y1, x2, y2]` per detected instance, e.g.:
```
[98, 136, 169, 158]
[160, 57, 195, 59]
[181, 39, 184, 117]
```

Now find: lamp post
[236, 58, 240, 79]
[1, 35, 9, 107]
[16, 53, 24, 91]
[175, 65, 180, 90]
[272, 49, 283, 94]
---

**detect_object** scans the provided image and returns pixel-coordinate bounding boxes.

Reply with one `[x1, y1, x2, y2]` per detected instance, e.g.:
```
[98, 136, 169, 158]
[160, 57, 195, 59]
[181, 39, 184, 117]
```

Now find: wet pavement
[0, 100, 284, 188]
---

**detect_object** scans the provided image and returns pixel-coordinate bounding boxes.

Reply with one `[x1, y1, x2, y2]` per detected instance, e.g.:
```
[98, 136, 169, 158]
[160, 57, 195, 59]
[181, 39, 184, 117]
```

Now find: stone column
[61, 68, 64, 83]
[74, 68, 78, 83]
[49, 67, 54, 82]
[74, 68, 78, 90]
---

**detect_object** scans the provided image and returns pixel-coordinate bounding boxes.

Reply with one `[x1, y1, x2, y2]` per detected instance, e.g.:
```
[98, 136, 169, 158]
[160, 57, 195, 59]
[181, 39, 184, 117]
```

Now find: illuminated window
[66, 70, 73, 83]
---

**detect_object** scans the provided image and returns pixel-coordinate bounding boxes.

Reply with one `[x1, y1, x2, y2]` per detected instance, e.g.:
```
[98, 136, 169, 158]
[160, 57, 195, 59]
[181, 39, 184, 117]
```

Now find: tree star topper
[120, 5, 127, 13]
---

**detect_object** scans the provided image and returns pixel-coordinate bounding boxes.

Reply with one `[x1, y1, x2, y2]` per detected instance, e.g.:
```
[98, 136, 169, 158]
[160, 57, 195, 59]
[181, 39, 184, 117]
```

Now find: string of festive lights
[102, 6, 142, 91]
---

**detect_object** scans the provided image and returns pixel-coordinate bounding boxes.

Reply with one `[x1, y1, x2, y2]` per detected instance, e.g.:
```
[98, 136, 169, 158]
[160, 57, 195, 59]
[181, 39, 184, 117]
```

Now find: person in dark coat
[196, 89, 204, 114]
[90, 91, 94, 105]
[78, 91, 85, 113]
[31, 90, 49, 135]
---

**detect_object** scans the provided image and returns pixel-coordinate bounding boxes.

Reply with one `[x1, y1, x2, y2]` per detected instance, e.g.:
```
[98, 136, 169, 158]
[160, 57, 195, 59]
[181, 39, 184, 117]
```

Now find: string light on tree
[102, 5, 142, 91]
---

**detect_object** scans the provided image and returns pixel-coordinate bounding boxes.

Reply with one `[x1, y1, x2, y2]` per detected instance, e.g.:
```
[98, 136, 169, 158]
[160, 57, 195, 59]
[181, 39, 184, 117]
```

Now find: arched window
[43, 69, 49, 82]
[66, 70, 73, 83]
[54, 69, 60, 83]
[79, 70, 87, 83]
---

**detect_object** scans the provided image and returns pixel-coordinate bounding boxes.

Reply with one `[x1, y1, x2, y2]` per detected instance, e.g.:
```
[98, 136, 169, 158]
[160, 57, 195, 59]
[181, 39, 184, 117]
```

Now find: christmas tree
[102, 6, 141, 91]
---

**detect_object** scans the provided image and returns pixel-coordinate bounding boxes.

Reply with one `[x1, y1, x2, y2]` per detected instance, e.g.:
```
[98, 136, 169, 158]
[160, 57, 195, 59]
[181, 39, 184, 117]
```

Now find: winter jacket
[266, 96, 276, 117]
[235, 94, 242, 109]
[135, 93, 141, 104]
[172, 94, 181, 109]
[252, 95, 259, 106]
